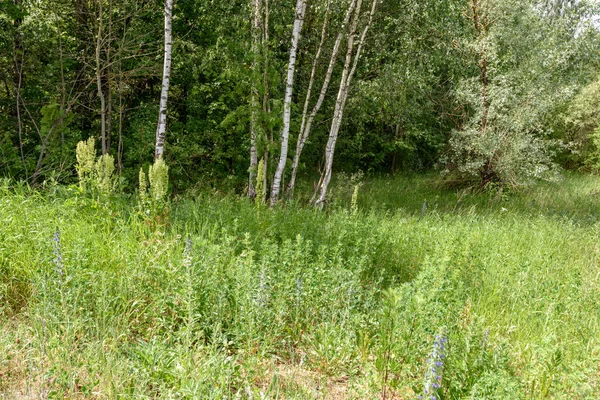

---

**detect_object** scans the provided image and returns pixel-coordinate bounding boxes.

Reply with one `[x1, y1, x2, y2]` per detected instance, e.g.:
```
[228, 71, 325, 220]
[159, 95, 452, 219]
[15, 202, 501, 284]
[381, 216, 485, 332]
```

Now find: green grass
[1, 173, 600, 398]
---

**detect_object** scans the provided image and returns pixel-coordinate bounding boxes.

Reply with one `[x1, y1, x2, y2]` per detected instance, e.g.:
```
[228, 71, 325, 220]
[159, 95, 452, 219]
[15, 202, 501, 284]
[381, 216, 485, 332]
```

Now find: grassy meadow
[1, 173, 600, 399]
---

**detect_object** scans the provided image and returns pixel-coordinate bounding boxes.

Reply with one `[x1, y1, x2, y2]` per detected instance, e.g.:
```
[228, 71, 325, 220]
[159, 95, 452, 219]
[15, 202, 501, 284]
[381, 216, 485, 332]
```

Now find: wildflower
[183, 237, 193, 274]
[257, 268, 268, 307]
[52, 228, 64, 283]
[295, 276, 303, 307]
[482, 328, 489, 348]
[422, 333, 446, 399]
[351, 184, 361, 215]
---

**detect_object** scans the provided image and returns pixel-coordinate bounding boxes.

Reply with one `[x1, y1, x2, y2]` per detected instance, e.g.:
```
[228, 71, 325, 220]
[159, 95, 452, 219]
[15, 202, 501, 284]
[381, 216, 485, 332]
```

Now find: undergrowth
[1, 174, 599, 398]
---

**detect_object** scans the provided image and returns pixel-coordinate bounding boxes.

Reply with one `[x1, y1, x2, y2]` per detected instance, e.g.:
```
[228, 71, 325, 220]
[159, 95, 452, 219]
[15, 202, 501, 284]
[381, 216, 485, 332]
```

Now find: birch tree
[314, 0, 377, 208]
[287, 0, 357, 198]
[261, 0, 272, 203]
[248, 0, 262, 199]
[269, 0, 308, 206]
[155, 0, 174, 160]
[95, 0, 107, 155]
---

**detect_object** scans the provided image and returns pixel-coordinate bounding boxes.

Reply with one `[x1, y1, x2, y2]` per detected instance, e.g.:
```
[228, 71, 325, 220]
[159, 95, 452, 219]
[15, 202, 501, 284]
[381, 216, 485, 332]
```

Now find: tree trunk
[262, 0, 271, 202]
[13, 0, 26, 175]
[106, 0, 113, 152]
[155, 0, 174, 160]
[287, 0, 357, 198]
[315, 0, 377, 208]
[269, 0, 307, 206]
[95, 0, 107, 155]
[118, 78, 124, 176]
[248, 0, 262, 200]
[55, 12, 67, 147]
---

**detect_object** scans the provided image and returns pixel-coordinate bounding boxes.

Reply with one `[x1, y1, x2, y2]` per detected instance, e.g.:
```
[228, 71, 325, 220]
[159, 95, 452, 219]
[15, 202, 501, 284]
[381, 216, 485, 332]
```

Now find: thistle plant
[421, 333, 447, 400]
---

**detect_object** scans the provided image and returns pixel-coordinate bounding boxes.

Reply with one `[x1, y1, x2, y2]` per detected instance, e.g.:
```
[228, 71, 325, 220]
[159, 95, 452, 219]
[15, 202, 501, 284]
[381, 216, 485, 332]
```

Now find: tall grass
[1, 174, 599, 398]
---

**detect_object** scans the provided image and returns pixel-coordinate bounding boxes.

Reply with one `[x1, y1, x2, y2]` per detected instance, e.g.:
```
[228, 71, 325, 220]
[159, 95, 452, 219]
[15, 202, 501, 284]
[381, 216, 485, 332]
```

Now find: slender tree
[12, 0, 26, 175]
[155, 0, 174, 160]
[261, 0, 272, 203]
[314, 0, 377, 208]
[95, 0, 107, 155]
[248, 0, 262, 199]
[287, 0, 357, 198]
[269, 0, 308, 206]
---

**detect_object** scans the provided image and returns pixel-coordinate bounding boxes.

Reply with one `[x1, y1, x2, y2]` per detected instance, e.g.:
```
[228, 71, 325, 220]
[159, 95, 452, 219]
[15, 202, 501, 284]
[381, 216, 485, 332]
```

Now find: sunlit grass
[1, 174, 599, 398]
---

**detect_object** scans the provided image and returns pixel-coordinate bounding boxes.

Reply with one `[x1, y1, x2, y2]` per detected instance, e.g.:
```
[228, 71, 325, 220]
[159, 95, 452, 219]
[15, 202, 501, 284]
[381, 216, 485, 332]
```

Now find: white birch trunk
[315, 0, 377, 208]
[269, 0, 307, 206]
[261, 0, 271, 203]
[155, 0, 174, 160]
[287, 0, 357, 198]
[248, 0, 262, 199]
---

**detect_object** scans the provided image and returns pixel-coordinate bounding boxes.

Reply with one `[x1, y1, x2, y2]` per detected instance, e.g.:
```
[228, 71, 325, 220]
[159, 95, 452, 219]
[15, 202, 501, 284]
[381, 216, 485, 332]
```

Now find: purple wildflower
[423, 332, 446, 399]
[183, 237, 193, 274]
[52, 228, 64, 282]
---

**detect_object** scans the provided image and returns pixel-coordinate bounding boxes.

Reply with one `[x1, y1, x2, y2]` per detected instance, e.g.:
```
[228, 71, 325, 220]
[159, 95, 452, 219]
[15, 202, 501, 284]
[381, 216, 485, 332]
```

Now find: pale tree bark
[155, 0, 174, 160]
[269, 0, 308, 206]
[287, 0, 357, 198]
[261, 0, 271, 202]
[95, 0, 107, 155]
[313, 0, 363, 206]
[315, 0, 377, 208]
[248, 0, 262, 199]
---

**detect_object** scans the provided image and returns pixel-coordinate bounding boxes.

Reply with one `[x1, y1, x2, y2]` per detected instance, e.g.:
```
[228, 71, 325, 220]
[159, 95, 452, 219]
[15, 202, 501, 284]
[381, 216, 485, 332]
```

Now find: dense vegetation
[1, 174, 600, 398]
[2, 0, 600, 398]
[1, 0, 600, 195]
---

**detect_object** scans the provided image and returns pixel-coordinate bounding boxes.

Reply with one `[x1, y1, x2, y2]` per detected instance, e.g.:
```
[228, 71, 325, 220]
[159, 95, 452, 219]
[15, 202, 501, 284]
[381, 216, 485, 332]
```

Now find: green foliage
[1, 0, 599, 190]
[554, 78, 600, 170]
[1, 173, 600, 397]
[444, 0, 597, 187]
[75, 137, 96, 190]
[148, 157, 169, 204]
[255, 157, 265, 205]
[139, 166, 148, 204]
[94, 154, 115, 193]
[586, 126, 600, 171]
[75, 137, 115, 194]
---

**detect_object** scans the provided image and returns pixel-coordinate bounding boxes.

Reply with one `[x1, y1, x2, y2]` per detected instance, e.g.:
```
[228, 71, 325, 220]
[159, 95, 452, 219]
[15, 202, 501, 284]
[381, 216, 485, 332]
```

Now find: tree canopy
[1, 0, 599, 196]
